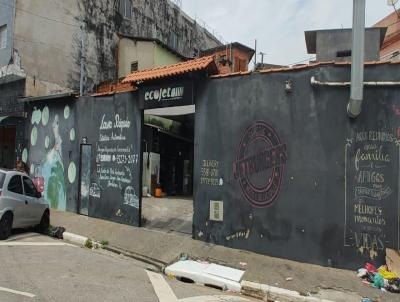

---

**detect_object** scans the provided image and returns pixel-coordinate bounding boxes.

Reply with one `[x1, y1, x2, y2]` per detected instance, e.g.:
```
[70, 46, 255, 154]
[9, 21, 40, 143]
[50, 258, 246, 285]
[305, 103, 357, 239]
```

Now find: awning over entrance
[144, 105, 195, 116]
[122, 55, 218, 84]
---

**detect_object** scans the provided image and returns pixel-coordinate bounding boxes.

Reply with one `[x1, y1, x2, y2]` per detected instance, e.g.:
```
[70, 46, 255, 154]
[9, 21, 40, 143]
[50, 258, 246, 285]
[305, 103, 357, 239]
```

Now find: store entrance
[141, 107, 194, 235]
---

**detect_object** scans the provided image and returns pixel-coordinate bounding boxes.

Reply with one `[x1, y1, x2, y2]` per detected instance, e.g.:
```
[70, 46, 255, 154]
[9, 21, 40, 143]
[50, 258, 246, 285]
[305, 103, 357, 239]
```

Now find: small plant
[100, 240, 109, 246]
[85, 239, 93, 249]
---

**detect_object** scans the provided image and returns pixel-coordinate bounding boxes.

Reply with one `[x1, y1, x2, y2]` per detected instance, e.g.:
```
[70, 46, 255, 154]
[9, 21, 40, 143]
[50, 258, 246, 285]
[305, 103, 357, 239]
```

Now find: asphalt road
[0, 231, 257, 302]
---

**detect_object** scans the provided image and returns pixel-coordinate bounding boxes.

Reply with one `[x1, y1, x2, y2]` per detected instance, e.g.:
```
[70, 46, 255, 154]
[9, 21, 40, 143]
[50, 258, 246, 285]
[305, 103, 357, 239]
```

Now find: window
[23, 176, 38, 198]
[336, 50, 352, 58]
[119, 0, 132, 20]
[0, 25, 7, 50]
[8, 175, 23, 195]
[0, 172, 5, 190]
[131, 61, 138, 72]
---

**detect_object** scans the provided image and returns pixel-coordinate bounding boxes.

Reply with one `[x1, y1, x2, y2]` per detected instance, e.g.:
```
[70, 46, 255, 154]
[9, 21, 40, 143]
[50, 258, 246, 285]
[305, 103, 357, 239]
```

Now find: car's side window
[8, 175, 23, 195]
[23, 176, 38, 198]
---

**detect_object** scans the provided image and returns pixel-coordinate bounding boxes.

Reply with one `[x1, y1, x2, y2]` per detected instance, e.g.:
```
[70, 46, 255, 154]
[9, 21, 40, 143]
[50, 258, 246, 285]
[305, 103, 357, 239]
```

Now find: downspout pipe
[347, 0, 366, 118]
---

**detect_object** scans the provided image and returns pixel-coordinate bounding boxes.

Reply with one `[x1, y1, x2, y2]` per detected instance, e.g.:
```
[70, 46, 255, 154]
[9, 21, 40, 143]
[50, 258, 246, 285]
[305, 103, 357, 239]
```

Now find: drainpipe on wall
[347, 0, 366, 118]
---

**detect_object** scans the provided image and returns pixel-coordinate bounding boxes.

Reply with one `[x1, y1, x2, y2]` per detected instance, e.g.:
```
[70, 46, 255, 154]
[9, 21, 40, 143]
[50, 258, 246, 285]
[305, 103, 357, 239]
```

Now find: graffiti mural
[345, 130, 400, 259]
[76, 93, 142, 226]
[233, 121, 287, 208]
[25, 101, 77, 211]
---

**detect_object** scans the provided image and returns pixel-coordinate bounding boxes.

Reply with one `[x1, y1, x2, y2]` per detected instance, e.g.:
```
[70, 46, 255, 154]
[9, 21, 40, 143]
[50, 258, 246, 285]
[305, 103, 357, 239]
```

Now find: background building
[374, 11, 400, 61]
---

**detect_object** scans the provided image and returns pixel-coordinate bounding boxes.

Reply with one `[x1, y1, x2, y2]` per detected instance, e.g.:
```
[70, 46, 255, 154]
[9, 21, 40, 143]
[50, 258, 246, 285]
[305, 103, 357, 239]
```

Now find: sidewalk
[51, 210, 396, 302]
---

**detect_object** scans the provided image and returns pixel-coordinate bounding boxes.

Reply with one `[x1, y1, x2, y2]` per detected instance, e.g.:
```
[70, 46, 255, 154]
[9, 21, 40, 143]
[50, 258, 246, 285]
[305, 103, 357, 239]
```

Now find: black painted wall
[193, 64, 400, 269]
[77, 92, 142, 226]
[24, 98, 79, 212]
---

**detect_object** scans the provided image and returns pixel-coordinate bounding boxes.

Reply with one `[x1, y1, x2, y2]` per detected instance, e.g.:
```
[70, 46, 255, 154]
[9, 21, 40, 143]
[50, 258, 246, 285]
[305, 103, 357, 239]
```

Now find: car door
[22, 176, 45, 225]
[5, 174, 28, 227]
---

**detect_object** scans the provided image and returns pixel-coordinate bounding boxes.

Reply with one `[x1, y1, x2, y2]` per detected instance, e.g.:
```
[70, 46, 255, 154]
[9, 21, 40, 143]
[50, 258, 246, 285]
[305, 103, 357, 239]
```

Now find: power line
[0, 1, 79, 28]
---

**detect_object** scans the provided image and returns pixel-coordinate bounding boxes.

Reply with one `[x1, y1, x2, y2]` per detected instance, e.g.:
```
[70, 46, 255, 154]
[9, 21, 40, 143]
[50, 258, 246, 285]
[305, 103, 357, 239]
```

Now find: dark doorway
[141, 109, 194, 235]
[0, 126, 16, 169]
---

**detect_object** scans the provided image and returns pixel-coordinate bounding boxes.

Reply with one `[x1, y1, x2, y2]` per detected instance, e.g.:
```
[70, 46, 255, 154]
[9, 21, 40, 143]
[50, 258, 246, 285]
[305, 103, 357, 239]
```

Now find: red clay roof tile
[122, 55, 218, 84]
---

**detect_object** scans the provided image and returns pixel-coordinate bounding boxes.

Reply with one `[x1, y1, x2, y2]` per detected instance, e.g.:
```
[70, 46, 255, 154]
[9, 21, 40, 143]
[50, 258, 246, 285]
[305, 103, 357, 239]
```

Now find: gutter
[311, 76, 400, 87]
[347, 0, 366, 118]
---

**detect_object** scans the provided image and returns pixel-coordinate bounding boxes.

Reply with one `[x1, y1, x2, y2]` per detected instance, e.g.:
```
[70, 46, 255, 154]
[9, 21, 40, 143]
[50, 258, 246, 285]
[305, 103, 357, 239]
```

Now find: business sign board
[139, 80, 194, 109]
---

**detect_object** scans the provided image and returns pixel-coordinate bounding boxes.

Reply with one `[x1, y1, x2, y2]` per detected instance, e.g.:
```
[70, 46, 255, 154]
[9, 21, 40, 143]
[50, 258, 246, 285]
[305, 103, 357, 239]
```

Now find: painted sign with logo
[139, 80, 194, 109]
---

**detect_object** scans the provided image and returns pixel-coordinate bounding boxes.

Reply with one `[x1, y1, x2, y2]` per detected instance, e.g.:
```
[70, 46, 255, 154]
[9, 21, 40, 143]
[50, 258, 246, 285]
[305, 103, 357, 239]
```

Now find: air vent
[209, 200, 223, 222]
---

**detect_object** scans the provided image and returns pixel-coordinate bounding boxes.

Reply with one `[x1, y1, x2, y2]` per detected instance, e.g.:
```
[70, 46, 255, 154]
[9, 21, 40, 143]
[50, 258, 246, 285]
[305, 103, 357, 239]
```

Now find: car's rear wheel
[36, 210, 50, 234]
[0, 212, 13, 240]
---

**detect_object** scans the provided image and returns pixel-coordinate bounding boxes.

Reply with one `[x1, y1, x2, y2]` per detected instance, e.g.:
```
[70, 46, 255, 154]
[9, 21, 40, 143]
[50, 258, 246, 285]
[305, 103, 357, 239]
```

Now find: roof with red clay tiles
[122, 55, 218, 84]
[210, 60, 400, 80]
[91, 82, 137, 97]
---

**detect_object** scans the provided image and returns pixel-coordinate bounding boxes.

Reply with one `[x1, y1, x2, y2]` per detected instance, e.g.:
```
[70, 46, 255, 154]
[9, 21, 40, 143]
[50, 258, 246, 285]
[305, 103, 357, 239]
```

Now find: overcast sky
[181, 0, 395, 65]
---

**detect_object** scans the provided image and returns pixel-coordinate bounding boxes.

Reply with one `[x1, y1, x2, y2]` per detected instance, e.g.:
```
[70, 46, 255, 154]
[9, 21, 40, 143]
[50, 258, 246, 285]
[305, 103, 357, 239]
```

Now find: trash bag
[373, 273, 385, 288]
[49, 226, 66, 239]
[378, 266, 398, 280]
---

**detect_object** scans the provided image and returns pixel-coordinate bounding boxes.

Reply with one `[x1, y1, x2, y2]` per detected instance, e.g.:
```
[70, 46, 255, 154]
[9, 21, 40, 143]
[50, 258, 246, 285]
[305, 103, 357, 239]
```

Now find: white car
[0, 169, 50, 240]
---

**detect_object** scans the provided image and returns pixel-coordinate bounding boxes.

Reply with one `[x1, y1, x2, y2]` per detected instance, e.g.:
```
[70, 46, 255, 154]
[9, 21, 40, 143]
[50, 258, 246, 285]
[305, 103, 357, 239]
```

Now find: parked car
[0, 169, 50, 240]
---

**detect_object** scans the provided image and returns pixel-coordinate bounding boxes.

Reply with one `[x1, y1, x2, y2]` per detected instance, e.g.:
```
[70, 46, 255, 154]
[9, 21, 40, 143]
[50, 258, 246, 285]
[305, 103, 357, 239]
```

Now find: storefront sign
[140, 80, 193, 109]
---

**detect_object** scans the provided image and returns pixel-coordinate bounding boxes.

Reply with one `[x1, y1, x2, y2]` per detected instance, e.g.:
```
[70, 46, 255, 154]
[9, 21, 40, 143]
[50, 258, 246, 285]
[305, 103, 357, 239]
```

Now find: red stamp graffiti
[233, 121, 287, 208]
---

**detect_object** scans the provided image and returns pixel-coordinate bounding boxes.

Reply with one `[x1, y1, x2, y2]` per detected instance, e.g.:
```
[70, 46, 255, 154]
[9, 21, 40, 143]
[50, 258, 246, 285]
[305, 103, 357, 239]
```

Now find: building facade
[375, 11, 400, 61]
[0, 0, 220, 168]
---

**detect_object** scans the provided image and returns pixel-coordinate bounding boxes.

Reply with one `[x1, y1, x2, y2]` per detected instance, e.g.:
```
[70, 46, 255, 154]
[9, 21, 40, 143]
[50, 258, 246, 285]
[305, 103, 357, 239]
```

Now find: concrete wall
[154, 44, 182, 68]
[76, 92, 142, 226]
[0, 0, 15, 68]
[76, 0, 221, 92]
[316, 29, 382, 62]
[14, 0, 80, 96]
[118, 39, 155, 78]
[5, 0, 219, 96]
[193, 64, 400, 270]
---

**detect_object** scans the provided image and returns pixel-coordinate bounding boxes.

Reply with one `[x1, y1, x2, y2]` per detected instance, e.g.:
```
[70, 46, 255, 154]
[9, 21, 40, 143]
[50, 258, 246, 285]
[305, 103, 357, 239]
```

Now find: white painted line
[0, 242, 76, 247]
[0, 286, 35, 298]
[147, 270, 178, 302]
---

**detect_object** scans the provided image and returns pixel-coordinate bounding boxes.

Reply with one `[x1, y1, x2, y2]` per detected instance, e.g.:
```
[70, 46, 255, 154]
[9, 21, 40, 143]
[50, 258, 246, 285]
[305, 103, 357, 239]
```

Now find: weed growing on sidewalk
[100, 240, 109, 246]
[85, 239, 93, 249]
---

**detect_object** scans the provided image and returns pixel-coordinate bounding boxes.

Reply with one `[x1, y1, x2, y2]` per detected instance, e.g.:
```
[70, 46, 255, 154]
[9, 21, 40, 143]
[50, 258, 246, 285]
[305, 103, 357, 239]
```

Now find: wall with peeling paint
[74, 0, 220, 92]
[0, 0, 15, 68]
[193, 64, 400, 270]
[6, 0, 219, 97]
[13, 0, 79, 96]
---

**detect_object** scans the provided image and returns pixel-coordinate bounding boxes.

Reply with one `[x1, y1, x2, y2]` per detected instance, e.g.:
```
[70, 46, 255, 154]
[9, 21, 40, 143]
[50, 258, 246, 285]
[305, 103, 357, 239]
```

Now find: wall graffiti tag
[345, 130, 400, 259]
[233, 121, 287, 208]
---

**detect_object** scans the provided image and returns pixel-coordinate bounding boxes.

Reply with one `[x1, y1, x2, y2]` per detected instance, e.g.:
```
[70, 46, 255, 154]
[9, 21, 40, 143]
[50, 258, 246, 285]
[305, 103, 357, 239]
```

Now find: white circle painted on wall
[64, 105, 70, 119]
[45, 136, 50, 149]
[42, 106, 49, 126]
[31, 108, 42, 125]
[22, 148, 28, 163]
[70, 128, 76, 141]
[31, 127, 38, 146]
[68, 162, 76, 184]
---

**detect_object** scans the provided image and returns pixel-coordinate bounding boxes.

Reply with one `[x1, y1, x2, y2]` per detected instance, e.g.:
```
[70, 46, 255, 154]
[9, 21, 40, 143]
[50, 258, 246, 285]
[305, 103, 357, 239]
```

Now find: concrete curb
[59, 231, 336, 302]
[59, 231, 166, 272]
[62, 232, 89, 246]
[241, 280, 335, 302]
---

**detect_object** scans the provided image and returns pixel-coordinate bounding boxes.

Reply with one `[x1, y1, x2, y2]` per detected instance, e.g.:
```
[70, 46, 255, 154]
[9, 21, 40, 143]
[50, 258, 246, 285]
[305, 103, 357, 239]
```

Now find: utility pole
[254, 39, 257, 70]
[79, 20, 86, 96]
[347, 0, 365, 118]
[259, 52, 267, 64]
